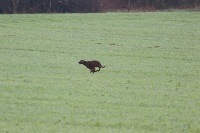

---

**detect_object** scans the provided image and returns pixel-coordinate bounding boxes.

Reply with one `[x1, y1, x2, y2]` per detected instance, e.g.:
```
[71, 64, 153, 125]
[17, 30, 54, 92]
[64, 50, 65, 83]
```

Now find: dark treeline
[0, 0, 101, 13]
[128, 0, 200, 9]
[0, 0, 199, 14]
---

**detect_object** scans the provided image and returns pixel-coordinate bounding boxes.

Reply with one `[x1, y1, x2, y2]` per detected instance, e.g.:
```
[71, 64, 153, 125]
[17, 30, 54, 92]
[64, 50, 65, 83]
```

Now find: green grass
[0, 11, 200, 132]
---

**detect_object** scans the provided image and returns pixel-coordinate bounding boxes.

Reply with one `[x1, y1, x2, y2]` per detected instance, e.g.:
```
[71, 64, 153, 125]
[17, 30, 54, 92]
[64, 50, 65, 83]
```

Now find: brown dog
[78, 60, 105, 73]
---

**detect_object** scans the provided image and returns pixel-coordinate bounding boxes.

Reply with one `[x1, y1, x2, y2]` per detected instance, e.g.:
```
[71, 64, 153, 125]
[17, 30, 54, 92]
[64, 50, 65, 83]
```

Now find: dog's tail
[101, 66, 105, 68]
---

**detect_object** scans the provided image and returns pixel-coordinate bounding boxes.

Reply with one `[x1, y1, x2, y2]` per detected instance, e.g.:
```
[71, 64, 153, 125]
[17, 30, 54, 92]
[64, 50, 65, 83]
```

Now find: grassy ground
[0, 11, 200, 132]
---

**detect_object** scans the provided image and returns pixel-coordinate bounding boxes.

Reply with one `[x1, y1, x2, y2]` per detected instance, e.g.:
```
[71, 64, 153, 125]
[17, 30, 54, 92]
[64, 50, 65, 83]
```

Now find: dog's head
[78, 60, 85, 64]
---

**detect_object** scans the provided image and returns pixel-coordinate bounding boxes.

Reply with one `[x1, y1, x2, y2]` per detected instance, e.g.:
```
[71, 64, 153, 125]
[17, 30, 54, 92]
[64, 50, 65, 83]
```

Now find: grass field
[0, 11, 200, 132]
